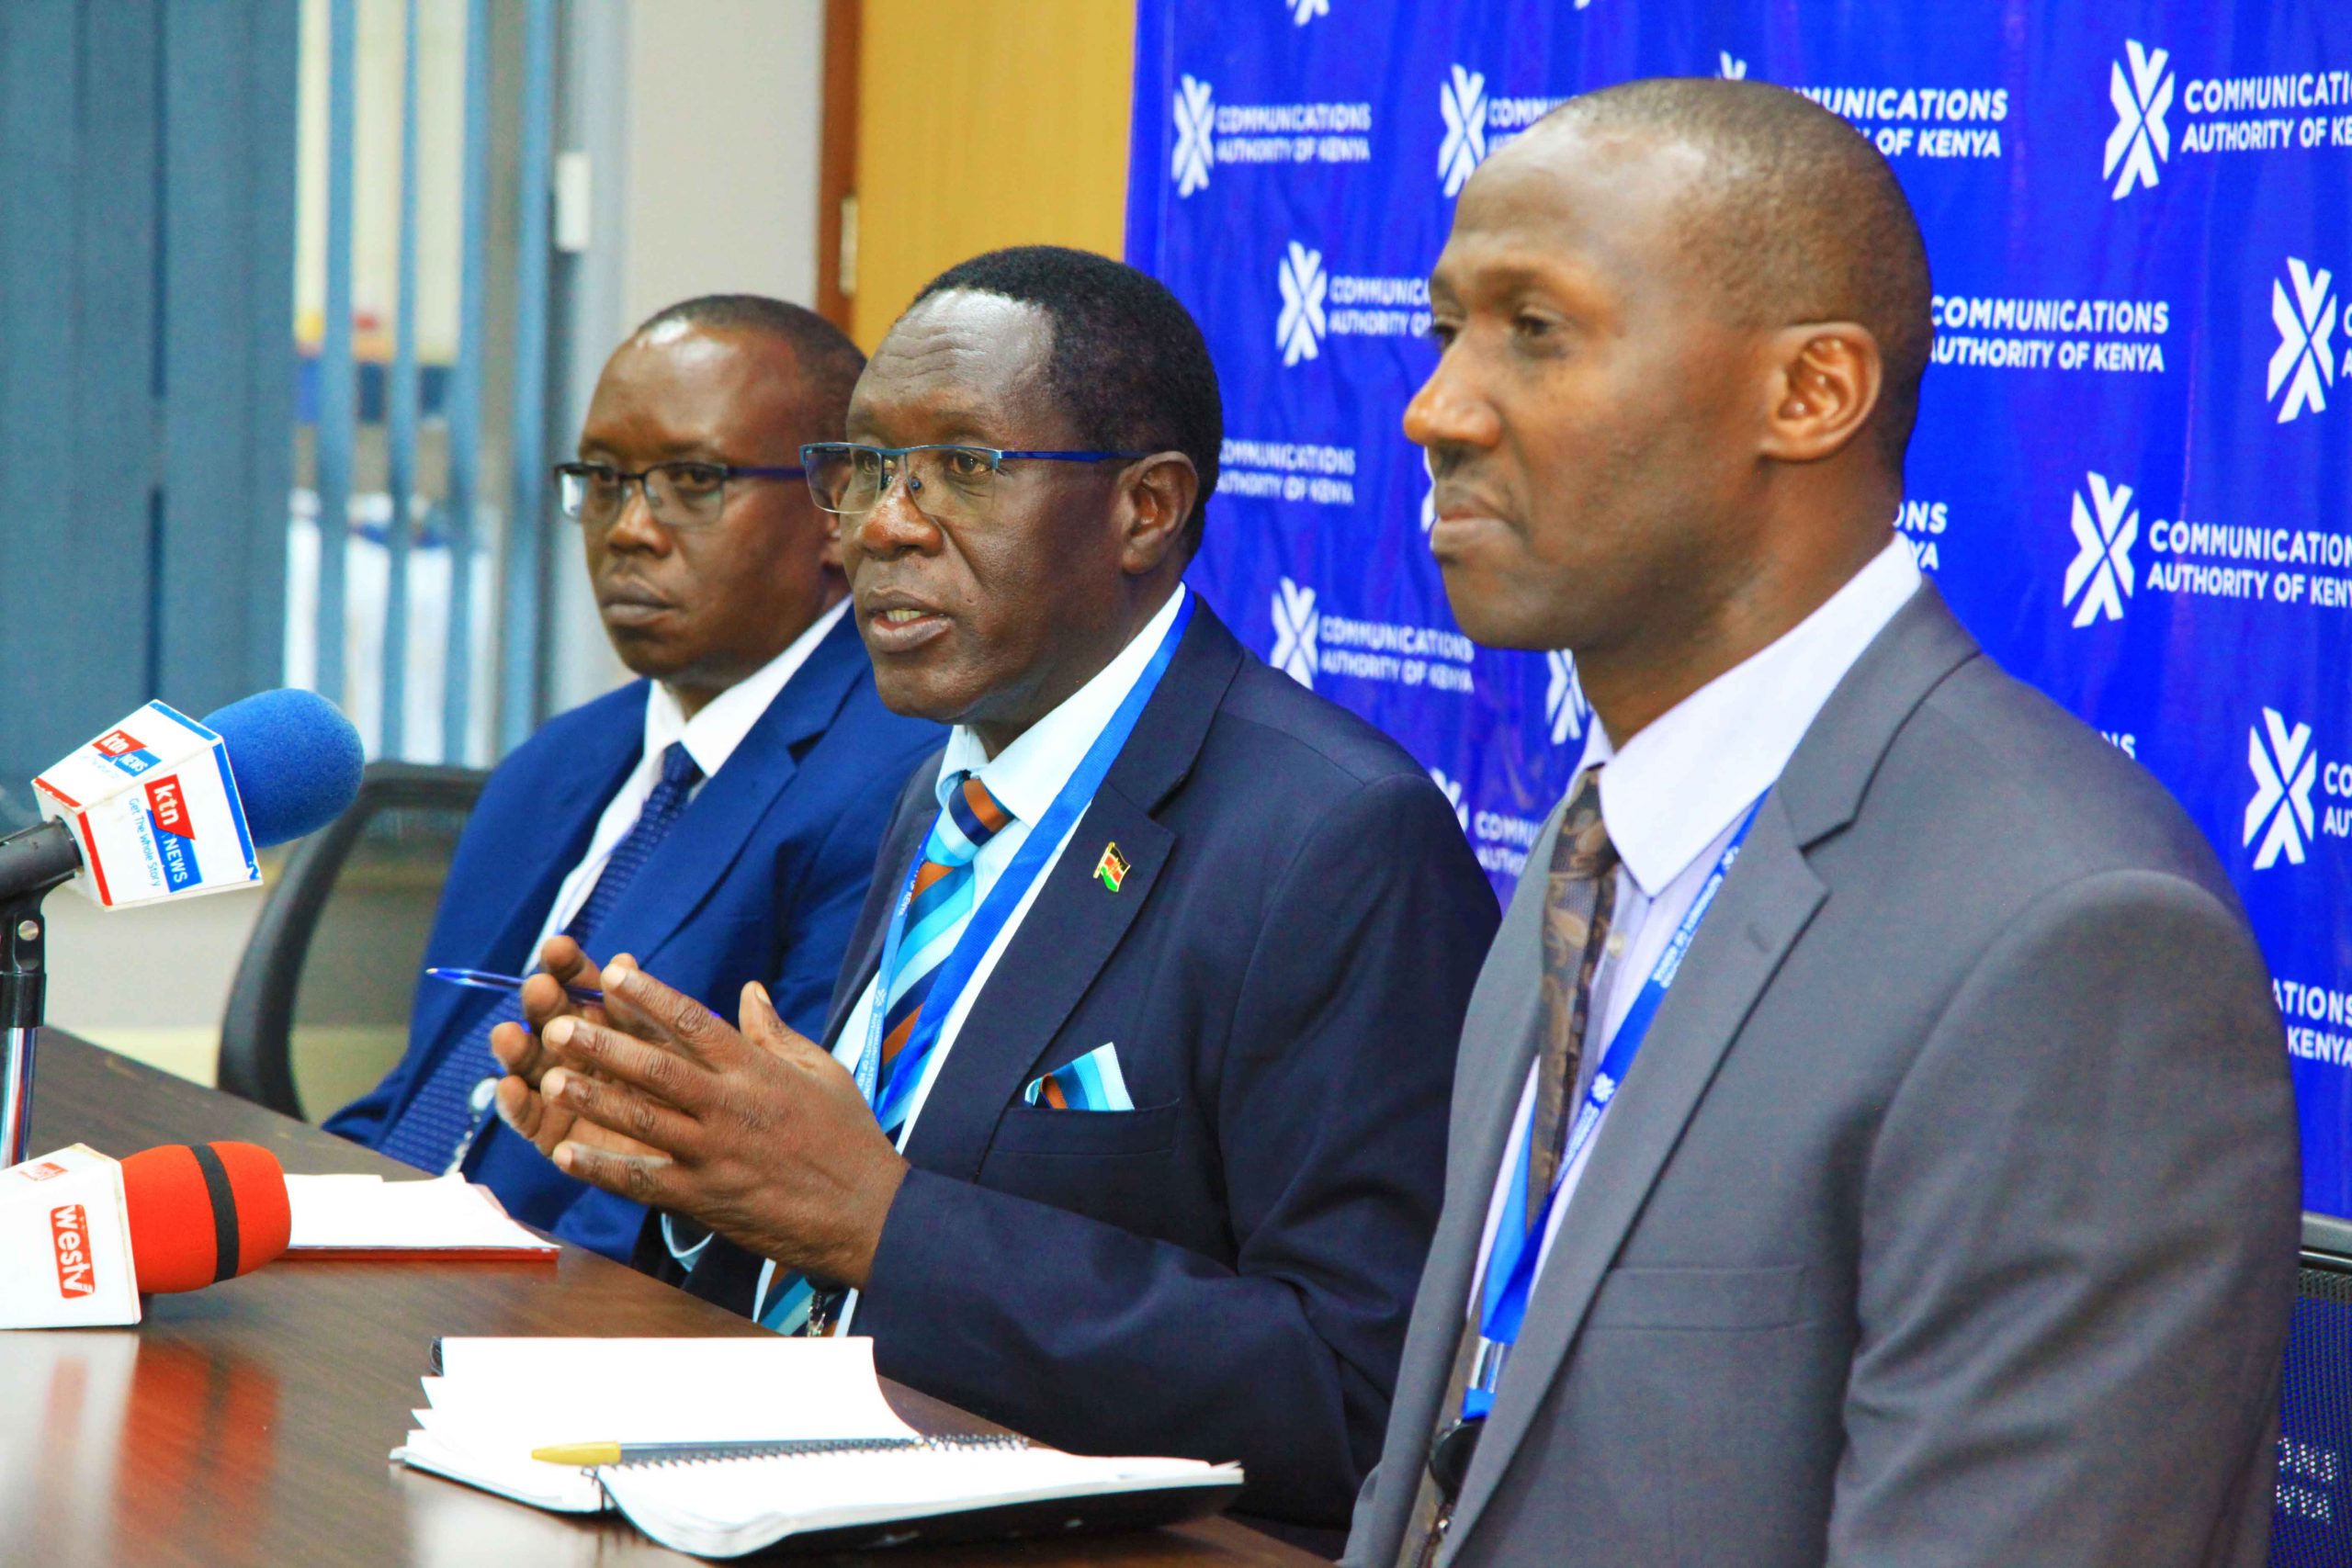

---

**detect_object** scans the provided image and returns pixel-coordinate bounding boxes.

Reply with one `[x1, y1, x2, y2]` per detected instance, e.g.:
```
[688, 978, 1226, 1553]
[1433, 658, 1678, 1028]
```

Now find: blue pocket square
[1023, 1043, 1136, 1111]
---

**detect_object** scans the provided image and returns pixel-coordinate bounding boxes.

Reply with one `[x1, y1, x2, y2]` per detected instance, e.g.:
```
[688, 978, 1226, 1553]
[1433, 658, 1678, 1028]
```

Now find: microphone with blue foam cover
[0, 688, 365, 905]
[198, 688, 367, 847]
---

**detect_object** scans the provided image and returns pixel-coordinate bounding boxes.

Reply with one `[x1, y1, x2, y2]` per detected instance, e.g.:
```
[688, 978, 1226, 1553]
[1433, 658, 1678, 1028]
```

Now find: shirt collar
[642, 596, 851, 780]
[1574, 537, 1922, 897]
[935, 584, 1190, 824]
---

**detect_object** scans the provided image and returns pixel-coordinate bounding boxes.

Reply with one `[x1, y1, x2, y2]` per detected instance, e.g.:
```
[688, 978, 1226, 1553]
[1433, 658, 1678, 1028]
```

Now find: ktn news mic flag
[30, 702, 261, 908]
[1125, 3, 2352, 1206]
[23, 689, 363, 908]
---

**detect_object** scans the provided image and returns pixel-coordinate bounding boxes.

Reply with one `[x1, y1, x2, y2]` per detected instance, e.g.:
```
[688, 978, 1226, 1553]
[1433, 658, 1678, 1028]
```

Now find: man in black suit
[492, 247, 1499, 1547]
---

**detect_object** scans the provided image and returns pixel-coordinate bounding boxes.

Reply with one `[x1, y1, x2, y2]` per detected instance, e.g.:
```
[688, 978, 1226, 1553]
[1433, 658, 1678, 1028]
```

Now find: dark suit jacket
[651, 601, 1498, 1539]
[327, 612, 944, 1261]
[1343, 585, 2301, 1568]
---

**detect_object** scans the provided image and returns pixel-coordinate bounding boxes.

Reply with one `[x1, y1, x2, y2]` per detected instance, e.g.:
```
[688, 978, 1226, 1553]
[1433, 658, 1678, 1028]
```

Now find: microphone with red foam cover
[119, 1142, 291, 1292]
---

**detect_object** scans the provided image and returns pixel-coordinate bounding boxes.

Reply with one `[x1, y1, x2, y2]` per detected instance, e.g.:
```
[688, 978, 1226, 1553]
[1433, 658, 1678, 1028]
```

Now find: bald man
[1345, 80, 2297, 1568]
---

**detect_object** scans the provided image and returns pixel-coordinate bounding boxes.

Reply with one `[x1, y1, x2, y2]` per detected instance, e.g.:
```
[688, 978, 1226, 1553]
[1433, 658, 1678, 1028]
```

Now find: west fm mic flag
[1125, 3, 2352, 1212]
[0, 1141, 291, 1328]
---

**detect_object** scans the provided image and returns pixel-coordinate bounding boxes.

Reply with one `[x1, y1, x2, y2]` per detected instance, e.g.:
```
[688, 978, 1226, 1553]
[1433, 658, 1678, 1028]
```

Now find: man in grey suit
[1346, 78, 2301, 1568]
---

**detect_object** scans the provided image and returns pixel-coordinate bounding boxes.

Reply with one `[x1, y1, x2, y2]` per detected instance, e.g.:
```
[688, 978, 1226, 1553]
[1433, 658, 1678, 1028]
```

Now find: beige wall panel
[850, 0, 1136, 349]
[623, 0, 827, 324]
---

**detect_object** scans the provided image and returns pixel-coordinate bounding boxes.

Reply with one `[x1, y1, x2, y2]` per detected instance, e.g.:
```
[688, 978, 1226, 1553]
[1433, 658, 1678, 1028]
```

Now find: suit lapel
[899, 788, 1173, 1181]
[1444, 799, 1827, 1549]
[1443, 584, 1982, 1552]
[592, 615, 865, 976]
[894, 602, 1241, 1184]
[1445, 802, 1559, 1236]
[403, 693, 641, 1077]
[486, 704, 642, 964]
[1365, 798, 1559, 1568]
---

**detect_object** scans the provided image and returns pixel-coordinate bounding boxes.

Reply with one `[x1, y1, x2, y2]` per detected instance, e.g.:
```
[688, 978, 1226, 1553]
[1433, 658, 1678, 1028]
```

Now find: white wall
[623, 0, 825, 324]
[543, 0, 829, 716]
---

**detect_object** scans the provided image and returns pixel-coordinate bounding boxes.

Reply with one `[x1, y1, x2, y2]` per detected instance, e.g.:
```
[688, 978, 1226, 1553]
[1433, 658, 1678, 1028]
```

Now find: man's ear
[1758, 324, 1883, 464]
[1116, 452, 1200, 573]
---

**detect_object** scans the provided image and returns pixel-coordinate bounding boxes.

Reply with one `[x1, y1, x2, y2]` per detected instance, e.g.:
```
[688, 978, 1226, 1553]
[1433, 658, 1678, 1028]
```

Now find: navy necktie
[378, 740, 704, 1174]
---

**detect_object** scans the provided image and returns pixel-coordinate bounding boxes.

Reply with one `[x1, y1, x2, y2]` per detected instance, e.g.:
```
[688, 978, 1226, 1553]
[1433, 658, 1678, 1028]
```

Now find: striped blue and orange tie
[870, 772, 1015, 1134]
[760, 770, 1012, 1337]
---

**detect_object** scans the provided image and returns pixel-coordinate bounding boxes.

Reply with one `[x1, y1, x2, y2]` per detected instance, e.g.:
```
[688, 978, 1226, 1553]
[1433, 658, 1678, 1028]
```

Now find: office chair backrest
[218, 762, 484, 1121]
[2274, 1212, 2352, 1565]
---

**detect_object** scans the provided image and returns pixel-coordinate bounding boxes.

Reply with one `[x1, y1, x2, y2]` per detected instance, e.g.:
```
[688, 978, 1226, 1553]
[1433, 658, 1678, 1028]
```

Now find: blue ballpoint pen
[424, 966, 605, 1005]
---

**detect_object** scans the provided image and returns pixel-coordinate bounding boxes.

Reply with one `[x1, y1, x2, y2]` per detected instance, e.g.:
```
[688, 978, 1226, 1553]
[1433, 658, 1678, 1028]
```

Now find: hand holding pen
[445, 937, 642, 1160]
[469, 938, 675, 1167]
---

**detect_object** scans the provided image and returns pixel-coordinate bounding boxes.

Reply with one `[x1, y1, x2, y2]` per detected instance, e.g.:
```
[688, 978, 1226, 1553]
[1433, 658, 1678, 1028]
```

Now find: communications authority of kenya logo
[1173, 75, 1215, 197]
[2247, 707, 2319, 870]
[2105, 39, 2174, 199]
[1545, 651, 1589, 744]
[1440, 66, 1487, 197]
[2063, 471, 2139, 626]
[2270, 257, 2338, 423]
[1277, 243, 1328, 367]
[1271, 577, 1319, 686]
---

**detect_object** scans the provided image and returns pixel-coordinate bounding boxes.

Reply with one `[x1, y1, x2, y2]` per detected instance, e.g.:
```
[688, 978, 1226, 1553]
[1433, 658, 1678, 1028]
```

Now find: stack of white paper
[285, 1173, 558, 1258]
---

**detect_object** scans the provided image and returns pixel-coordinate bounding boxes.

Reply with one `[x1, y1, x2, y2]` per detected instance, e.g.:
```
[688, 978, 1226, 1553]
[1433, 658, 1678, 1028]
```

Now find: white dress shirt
[1469, 538, 1923, 1309]
[528, 598, 849, 956]
[759, 585, 1192, 1328]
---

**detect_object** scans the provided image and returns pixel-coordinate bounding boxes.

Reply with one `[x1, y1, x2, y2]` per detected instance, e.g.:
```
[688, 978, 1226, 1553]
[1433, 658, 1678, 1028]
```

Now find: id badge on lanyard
[1461, 792, 1767, 1421]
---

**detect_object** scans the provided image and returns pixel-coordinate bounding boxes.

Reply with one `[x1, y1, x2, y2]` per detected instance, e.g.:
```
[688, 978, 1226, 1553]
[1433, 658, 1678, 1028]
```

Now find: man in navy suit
[325, 295, 943, 1262]
[492, 248, 1498, 1545]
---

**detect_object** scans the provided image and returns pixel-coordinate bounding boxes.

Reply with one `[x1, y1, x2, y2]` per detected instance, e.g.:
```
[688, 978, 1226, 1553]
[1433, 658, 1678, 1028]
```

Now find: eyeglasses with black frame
[552, 459, 807, 531]
[799, 443, 1150, 526]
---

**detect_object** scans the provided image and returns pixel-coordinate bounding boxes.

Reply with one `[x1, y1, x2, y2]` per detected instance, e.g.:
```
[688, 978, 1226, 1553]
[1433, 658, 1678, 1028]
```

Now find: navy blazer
[652, 601, 1498, 1538]
[326, 612, 944, 1260]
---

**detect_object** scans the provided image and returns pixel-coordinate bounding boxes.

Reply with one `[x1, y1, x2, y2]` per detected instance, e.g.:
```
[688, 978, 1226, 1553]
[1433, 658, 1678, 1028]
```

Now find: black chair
[217, 761, 485, 1121]
[2274, 1212, 2352, 1564]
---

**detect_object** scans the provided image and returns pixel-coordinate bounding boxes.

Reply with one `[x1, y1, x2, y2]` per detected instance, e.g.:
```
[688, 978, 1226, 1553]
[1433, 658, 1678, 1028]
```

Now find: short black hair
[909, 246, 1223, 551]
[634, 293, 866, 428]
[1536, 78, 1933, 472]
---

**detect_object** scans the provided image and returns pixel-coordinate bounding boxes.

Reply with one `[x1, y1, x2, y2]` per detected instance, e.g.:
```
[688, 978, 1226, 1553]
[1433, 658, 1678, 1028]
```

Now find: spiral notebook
[391, 1337, 1243, 1558]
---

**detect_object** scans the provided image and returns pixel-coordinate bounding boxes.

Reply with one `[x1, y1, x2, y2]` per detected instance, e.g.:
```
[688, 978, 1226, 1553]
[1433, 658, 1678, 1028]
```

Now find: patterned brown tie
[1398, 768, 1619, 1568]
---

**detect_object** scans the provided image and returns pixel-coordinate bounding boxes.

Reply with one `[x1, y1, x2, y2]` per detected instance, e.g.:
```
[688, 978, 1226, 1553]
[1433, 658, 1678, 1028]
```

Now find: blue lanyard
[855, 592, 1195, 1132]
[1462, 792, 1767, 1419]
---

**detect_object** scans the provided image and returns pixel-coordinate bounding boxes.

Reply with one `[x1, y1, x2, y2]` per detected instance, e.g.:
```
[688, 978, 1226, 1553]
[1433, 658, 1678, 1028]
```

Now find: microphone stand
[0, 822, 83, 1168]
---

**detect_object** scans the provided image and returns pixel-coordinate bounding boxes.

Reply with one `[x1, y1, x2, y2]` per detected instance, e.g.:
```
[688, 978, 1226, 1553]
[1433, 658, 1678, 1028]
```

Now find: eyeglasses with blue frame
[799, 443, 1149, 525]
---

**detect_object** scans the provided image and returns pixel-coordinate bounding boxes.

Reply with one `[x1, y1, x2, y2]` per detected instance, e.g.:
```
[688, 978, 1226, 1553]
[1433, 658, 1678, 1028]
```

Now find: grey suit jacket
[1344, 586, 2300, 1568]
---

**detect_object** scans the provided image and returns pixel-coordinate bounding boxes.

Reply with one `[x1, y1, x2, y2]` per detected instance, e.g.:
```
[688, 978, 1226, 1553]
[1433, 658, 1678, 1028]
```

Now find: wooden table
[5, 1031, 1324, 1568]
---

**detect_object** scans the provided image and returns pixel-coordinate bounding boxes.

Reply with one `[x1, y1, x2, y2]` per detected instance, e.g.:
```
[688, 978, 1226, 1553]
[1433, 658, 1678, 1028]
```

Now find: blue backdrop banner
[1125, 2, 2352, 1211]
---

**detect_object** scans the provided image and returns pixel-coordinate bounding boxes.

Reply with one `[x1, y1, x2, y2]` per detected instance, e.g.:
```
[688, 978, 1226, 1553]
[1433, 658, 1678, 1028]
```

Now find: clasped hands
[488, 937, 908, 1288]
